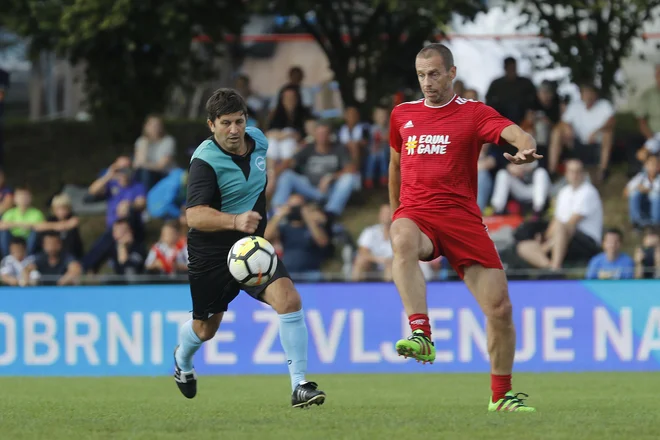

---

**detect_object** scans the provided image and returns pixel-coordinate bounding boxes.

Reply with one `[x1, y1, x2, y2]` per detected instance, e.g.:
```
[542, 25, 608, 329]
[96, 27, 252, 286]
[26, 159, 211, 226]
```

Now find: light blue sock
[278, 309, 308, 391]
[175, 319, 202, 372]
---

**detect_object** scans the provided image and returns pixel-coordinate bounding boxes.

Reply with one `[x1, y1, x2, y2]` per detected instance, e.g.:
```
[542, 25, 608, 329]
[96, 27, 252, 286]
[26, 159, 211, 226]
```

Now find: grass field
[1, 373, 658, 440]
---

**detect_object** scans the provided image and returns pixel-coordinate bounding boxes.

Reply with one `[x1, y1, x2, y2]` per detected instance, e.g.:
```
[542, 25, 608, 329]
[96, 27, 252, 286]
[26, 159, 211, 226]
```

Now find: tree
[256, 0, 485, 111]
[1, 0, 248, 140]
[517, 0, 660, 97]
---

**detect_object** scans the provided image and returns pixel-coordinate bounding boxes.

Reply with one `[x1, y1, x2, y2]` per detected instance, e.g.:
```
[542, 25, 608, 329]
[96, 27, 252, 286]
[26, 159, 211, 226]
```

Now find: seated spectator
[463, 89, 479, 101]
[364, 106, 389, 189]
[133, 115, 177, 190]
[33, 193, 83, 259]
[27, 231, 82, 286]
[0, 187, 45, 256]
[234, 73, 266, 125]
[272, 121, 360, 221]
[585, 228, 634, 279]
[634, 226, 660, 279]
[548, 83, 615, 183]
[0, 237, 34, 286]
[624, 154, 660, 228]
[145, 221, 188, 275]
[266, 86, 310, 199]
[83, 157, 146, 272]
[271, 66, 315, 110]
[533, 80, 561, 167]
[517, 159, 602, 271]
[302, 117, 318, 147]
[490, 162, 551, 216]
[477, 144, 497, 212]
[109, 218, 146, 278]
[352, 204, 394, 281]
[0, 168, 13, 216]
[146, 167, 187, 220]
[485, 57, 537, 126]
[265, 194, 329, 282]
[634, 64, 660, 164]
[453, 79, 466, 97]
[338, 105, 370, 167]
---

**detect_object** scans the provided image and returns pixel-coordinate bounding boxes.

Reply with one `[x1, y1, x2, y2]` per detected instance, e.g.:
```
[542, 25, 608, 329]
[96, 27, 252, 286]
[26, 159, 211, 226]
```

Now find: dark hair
[504, 57, 517, 67]
[205, 88, 248, 122]
[289, 66, 304, 79]
[269, 85, 308, 132]
[113, 217, 131, 228]
[643, 225, 659, 237]
[163, 220, 179, 230]
[9, 236, 26, 248]
[315, 120, 333, 131]
[417, 43, 454, 71]
[604, 227, 624, 241]
[42, 230, 61, 240]
[579, 82, 598, 93]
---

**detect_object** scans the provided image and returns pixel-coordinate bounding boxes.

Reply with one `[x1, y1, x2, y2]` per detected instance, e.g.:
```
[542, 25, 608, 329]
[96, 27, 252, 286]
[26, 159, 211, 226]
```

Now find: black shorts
[565, 230, 601, 262]
[188, 256, 291, 321]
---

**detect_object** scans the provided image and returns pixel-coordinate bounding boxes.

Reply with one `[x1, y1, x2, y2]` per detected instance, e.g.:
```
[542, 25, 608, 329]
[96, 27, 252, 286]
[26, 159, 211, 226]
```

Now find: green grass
[1, 373, 658, 439]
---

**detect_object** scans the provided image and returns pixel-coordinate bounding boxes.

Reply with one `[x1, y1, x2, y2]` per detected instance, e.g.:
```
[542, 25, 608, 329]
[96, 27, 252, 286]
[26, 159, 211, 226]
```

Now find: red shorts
[393, 207, 503, 279]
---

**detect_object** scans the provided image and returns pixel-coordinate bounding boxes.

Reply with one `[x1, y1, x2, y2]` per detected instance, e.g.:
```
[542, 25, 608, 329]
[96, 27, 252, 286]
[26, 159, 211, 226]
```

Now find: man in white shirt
[517, 159, 603, 271]
[352, 204, 394, 281]
[548, 83, 615, 183]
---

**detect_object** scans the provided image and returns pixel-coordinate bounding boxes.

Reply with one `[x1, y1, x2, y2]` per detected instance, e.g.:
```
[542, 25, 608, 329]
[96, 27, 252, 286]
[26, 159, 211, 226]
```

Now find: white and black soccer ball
[227, 236, 278, 286]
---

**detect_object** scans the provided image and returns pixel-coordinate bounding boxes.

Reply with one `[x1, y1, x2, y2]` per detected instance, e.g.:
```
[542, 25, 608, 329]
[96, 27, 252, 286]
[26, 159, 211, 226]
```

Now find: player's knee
[196, 321, 221, 342]
[264, 279, 302, 314]
[390, 222, 419, 258]
[487, 295, 513, 324]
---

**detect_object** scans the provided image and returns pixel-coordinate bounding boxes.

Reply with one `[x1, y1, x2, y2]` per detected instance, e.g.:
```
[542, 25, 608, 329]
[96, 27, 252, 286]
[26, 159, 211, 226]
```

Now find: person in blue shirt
[585, 228, 635, 279]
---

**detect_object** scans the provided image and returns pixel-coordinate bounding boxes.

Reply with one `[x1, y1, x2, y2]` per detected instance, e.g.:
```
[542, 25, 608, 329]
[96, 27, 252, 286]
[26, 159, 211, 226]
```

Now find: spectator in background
[517, 159, 602, 271]
[634, 64, 660, 163]
[352, 204, 394, 281]
[133, 115, 177, 190]
[634, 226, 660, 279]
[26, 231, 81, 286]
[33, 193, 83, 259]
[235, 73, 266, 124]
[0, 68, 8, 167]
[490, 162, 551, 216]
[266, 85, 310, 198]
[533, 80, 561, 167]
[146, 167, 187, 220]
[302, 117, 318, 147]
[477, 145, 496, 212]
[624, 154, 660, 228]
[272, 121, 359, 221]
[486, 57, 537, 126]
[0, 168, 14, 216]
[145, 221, 188, 275]
[585, 228, 634, 280]
[265, 194, 329, 281]
[109, 218, 146, 278]
[364, 106, 389, 189]
[453, 79, 466, 97]
[83, 157, 146, 272]
[548, 83, 615, 183]
[0, 187, 44, 256]
[280, 66, 315, 110]
[338, 105, 370, 167]
[464, 89, 479, 101]
[0, 237, 34, 286]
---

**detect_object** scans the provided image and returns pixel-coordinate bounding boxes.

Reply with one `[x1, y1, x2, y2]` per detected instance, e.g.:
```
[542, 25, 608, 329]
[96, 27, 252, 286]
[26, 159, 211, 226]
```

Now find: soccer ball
[227, 236, 278, 286]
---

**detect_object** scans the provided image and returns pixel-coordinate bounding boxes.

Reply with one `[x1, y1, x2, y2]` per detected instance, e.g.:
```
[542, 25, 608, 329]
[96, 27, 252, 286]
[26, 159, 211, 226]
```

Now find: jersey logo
[405, 134, 450, 156]
[255, 156, 266, 171]
[404, 120, 414, 128]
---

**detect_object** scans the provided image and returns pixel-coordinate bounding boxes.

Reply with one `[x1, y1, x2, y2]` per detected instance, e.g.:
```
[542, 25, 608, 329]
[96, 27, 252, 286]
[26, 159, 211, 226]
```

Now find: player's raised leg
[462, 265, 535, 412]
[262, 277, 326, 408]
[390, 217, 437, 363]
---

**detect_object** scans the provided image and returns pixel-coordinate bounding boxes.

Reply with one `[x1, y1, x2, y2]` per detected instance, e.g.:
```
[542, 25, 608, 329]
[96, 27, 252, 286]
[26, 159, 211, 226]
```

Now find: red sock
[408, 314, 432, 338]
[491, 374, 512, 402]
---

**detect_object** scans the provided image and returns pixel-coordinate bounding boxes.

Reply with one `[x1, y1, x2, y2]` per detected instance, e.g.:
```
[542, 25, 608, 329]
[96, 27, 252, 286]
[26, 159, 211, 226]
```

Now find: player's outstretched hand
[504, 149, 543, 165]
[235, 211, 262, 234]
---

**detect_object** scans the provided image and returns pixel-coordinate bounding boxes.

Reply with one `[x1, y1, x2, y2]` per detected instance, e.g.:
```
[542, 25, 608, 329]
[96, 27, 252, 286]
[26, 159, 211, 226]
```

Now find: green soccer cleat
[488, 392, 536, 412]
[395, 330, 436, 364]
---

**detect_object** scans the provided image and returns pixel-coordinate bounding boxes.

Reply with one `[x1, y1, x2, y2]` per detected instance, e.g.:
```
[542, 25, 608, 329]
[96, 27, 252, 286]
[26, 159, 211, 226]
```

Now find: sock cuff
[186, 320, 202, 344]
[279, 309, 304, 322]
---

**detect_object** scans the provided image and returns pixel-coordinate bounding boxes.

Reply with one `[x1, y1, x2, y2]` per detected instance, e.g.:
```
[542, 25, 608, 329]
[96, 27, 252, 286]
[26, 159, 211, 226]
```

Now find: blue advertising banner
[0, 281, 659, 376]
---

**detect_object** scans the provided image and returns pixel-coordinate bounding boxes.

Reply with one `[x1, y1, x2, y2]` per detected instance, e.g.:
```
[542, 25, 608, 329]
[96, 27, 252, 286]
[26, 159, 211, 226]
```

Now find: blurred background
[1, 0, 660, 286]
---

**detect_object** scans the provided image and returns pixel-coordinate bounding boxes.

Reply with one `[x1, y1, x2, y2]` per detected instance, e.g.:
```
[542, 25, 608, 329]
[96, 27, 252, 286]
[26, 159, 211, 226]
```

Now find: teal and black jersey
[186, 127, 268, 273]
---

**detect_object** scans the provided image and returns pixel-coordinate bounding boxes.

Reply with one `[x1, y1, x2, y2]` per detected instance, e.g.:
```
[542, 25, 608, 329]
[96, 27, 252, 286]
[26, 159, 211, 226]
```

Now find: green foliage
[2, 0, 248, 141]
[518, 0, 660, 97]
[255, 0, 485, 111]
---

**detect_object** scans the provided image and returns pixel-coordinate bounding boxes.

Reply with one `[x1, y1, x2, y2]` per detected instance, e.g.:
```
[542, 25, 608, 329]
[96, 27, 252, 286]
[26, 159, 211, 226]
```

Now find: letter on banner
[307, 310, 346, 363]
[65, 312, 100, 365]
[25, 313, 59, 366]
[458, 309, 488, 362]
[0, 313, 17, 365]
[515, 308, 536, 362]
[429, 308, 453, 362]
[205, 311, 236, 365]
[594, 307, 632, 361]
[150, 312, 163, 364]
[108, 312, 144, 365]
[543, 307, 574, 362]
[637, 307, 660, 361]
[253, 310, 285, 364]
[350, 310, 380, 363]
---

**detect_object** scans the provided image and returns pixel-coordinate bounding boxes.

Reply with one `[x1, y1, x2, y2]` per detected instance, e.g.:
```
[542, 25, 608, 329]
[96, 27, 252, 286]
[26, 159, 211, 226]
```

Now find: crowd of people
[1, 61, 659, 285]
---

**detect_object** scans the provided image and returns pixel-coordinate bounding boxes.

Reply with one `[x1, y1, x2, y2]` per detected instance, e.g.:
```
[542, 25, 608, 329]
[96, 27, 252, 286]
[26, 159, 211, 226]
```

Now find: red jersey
[390, 95, 514, 218]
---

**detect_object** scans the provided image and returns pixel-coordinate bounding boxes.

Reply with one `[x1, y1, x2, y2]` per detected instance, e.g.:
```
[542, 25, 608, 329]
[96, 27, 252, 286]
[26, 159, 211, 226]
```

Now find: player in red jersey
[389, 43, 539, 412]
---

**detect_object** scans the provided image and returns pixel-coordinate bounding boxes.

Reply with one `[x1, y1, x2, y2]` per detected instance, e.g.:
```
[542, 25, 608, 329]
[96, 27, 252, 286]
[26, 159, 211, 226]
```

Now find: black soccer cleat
[291, 381, 326, 408]
[173, 346, 197, 399]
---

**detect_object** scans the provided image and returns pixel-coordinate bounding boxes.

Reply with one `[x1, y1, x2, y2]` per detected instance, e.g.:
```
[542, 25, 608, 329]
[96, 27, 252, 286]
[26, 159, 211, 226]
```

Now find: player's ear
[449, 66, 457, 81]
[207, 118, 215, 133]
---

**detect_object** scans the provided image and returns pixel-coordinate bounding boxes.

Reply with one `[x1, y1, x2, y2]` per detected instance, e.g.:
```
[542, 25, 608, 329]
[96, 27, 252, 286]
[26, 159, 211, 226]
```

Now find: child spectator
[624, 154, 660, 228]
[34, 193, 83, 259]
[0, 237, 34, 286]
[145, 221, 188, 275]
[0, 187, 44, 256]
[585, 228, 634, 279]
[109, 218, 146, 278]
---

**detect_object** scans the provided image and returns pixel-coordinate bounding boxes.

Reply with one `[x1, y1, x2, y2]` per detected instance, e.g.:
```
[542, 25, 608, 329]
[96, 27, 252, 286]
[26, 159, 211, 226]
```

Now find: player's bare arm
[388, 148, 401, 212]
[500, 124, 543, 165]
[186, 205, 261, 233]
